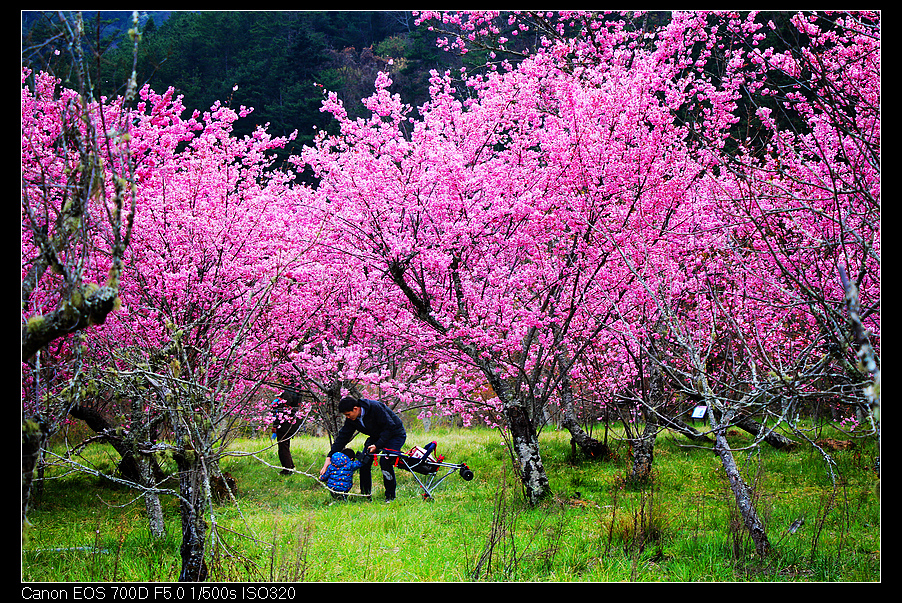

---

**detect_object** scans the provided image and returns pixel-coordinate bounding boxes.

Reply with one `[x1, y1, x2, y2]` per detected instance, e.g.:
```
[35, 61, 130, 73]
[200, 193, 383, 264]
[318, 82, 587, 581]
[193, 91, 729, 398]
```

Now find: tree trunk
[561, 410, 611, 459]
[655, 412, 713, 443]
[555, 345, 610, 460]
[629, 411, 657, 484]
[473, 352, 550, 506]
[170, 408, 213, 582]
[129, 396, 166, 539]
[22, 414, 51, 530]
[69, 404, 167, 537]
[627, 353, 665, 483]
[709, 408, 771, 556]
[69, 404, 165, 482]
[503, 401, 550, 505]
[151, 372, 213, 582]
[734, 416, 796, 450]
[173, 449, 210, 582]
[388, 258, 551, 505]
[139, 457, 167, 540]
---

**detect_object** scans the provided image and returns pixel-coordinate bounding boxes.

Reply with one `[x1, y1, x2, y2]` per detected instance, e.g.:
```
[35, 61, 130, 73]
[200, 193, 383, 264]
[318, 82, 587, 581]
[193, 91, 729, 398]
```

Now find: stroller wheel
[460, 466, 474, 481]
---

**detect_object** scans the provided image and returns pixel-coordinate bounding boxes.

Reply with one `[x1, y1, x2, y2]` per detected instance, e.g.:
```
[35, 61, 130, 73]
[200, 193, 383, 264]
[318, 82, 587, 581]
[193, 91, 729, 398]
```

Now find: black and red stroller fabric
[364, 441, 474, 499]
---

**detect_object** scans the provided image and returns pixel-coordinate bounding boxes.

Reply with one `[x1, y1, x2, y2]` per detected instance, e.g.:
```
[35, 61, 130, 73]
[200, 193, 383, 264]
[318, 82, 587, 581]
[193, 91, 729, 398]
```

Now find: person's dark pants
[360, 435, 406, 501]
[275, 418, 302, 473]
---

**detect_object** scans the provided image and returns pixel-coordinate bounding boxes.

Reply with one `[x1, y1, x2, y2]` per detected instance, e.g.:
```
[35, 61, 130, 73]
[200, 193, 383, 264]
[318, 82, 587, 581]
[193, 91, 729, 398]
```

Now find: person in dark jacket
[319, 448, 362, 501]
[271, 389, 302, 475]
[320, 396, 407, 502]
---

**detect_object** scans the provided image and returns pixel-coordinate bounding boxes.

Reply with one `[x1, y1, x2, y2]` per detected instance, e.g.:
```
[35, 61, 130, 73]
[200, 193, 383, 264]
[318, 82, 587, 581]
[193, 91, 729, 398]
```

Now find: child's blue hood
[331, 452, 352, 467]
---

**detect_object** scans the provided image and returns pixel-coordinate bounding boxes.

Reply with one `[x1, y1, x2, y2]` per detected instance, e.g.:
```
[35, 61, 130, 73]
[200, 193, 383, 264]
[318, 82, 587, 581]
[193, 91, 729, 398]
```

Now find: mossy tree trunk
[173, 446, 210, 582]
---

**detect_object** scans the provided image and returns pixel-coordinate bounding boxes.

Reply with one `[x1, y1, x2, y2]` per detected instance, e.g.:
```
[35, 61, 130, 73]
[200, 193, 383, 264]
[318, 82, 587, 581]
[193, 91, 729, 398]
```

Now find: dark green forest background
[21, 11, 472, 169]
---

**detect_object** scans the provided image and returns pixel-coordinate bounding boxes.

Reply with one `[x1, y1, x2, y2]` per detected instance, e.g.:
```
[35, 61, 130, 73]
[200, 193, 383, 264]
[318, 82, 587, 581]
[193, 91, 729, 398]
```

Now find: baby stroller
[366, 441, 474, 499]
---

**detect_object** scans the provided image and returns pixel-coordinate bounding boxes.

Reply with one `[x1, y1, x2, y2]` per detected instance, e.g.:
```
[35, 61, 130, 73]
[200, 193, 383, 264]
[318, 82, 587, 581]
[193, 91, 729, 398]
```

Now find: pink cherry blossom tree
[22, 61, 439, 578]
[21, 12, 143, 529]
[308, 9, 879, 541]
[572, 10, 879, 555]
[23, 10, 877, 570]
[299, 12, 719, 502]
[646, 10, 880, 439]
[34, 74, 446, 578]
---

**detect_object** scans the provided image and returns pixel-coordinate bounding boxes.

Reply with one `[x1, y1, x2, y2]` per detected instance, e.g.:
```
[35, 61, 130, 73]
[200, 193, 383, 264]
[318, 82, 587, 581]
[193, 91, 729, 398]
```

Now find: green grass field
[22, 422, 880, 582]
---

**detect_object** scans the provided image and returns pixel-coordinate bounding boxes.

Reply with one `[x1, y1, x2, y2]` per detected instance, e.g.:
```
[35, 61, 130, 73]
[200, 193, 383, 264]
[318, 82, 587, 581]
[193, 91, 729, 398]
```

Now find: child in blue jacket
[319, 448, 361, 501]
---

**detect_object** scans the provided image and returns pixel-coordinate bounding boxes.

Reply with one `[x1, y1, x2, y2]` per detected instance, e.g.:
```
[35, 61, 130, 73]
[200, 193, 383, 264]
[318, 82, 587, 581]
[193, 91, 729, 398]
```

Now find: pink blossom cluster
[23, 11, 879, 431]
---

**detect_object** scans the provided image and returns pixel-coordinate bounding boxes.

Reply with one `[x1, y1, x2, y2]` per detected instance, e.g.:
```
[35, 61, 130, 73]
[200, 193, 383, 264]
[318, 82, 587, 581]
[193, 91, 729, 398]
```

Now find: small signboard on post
[691, 405, 707, 419]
